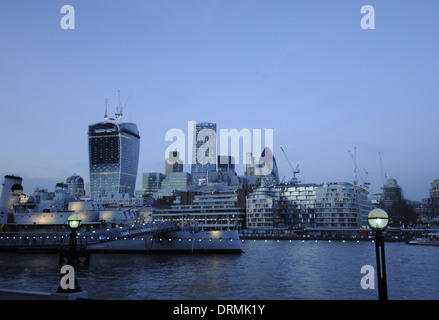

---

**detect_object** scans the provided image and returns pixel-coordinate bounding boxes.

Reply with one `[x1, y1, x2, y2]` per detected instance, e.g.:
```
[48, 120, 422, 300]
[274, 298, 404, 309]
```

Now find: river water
[0, 240, 438, 300]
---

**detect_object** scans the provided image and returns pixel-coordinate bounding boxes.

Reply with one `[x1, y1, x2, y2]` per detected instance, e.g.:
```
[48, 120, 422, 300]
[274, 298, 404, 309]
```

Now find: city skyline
[1, 1, 438, 201]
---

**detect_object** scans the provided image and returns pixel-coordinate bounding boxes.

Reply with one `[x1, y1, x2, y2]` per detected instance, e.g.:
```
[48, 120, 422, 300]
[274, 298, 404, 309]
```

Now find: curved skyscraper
[256, 147, 279, 186]
[88, 120, 140, 200]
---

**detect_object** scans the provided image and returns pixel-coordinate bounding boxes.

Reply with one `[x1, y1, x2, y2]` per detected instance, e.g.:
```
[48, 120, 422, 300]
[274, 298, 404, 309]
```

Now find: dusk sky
[0, 0, 438, 201]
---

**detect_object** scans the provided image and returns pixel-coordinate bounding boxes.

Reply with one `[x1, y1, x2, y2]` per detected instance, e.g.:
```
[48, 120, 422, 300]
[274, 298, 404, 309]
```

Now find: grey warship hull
[87, 229, 242, 253]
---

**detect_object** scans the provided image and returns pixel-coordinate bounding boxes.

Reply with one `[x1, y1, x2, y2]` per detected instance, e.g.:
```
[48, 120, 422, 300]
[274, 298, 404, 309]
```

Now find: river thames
[0, 240, 438, 300]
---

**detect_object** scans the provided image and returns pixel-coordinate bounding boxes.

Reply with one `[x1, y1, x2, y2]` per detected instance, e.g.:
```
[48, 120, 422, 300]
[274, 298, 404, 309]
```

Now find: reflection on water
[0, 241, 438, 300]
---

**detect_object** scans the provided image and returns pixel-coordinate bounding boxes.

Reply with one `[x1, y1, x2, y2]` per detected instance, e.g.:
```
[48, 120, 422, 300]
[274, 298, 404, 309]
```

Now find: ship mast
[104, 98, 108, 121]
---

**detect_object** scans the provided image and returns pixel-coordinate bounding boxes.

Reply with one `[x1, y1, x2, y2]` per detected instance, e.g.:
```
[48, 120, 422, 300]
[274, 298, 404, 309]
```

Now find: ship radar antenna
[104, 98, 108, 121]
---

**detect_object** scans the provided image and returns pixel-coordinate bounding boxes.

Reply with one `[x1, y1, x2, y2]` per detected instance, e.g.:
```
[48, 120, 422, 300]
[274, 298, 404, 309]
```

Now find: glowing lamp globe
[67, 214, 83, 230]
[368, 209, 389, 231]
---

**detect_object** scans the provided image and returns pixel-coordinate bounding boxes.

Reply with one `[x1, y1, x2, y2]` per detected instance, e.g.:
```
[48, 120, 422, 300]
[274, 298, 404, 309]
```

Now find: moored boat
[407, 232, 439, 246]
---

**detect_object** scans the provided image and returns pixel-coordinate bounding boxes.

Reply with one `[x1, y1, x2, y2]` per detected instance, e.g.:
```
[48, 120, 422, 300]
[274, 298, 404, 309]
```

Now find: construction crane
[348, 147, 370, 190]
[363, 168, 370, 188]
[280, 147, 300, 184]
[114, 90, 132, 120]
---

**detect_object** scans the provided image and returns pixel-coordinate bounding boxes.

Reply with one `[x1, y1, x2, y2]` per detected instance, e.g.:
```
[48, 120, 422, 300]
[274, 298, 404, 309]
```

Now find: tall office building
[430, 180, 439, 200]
[165, 151, 183, 176]
[88, 119, 140, 200]
[382, 178, 403, 210]
[245, 152, 255, 176]
[161, 172, 192, 191]
[191, 122, 217, 186]
[429, 179, 439, 215]
[142, 172, 166, 197]
[217, 155, 235, 173]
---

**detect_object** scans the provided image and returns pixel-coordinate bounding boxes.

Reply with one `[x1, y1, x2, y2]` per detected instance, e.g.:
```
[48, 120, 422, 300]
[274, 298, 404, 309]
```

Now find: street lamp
[68, 214, 82, 230]
[67, 214, 82, 266]
[57, 214, 83, 294]
[368, 209, 389, 232]
[368, 209, 389, 300]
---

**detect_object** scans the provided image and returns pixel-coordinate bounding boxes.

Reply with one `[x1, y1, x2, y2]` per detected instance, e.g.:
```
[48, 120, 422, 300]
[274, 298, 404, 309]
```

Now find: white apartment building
[246, 187, 274, 229]
[246, 182, 372, 230]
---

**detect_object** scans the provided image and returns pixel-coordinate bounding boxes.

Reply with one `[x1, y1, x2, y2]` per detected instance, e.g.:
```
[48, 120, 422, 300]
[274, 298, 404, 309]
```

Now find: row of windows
[89, 136, 120, 165]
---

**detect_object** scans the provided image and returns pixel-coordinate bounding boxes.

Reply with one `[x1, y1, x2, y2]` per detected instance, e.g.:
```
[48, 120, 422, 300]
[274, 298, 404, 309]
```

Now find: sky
[0, 0, 438, 201]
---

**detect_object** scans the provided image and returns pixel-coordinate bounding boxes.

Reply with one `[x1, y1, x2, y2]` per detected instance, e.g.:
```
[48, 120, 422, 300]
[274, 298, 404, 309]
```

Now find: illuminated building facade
[88, 120, 140, 200]
[315, 182, 371, 229]
[161, 172, 192, 191]
[153, 191, 246, 230]
[246, 182, 371, 230]
[430, 179, 439, 215]
[246, 187, 274, 229]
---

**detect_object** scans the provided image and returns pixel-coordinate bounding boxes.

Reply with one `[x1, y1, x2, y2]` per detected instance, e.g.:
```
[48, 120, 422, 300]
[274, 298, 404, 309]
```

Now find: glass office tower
[142, 172, 166, 197]
[88, 120, 140, 200]
[191, 122, 217, 186]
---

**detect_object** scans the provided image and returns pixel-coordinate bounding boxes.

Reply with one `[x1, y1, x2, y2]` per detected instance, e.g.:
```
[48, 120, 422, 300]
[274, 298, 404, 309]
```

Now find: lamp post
[67, 214, 82, 266]
[57, 214, 83, 294]
[367, 209, 389, 300]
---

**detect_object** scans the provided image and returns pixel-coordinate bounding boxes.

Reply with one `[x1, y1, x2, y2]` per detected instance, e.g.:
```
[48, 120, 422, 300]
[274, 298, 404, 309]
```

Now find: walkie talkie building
[88, 120, 140, 200]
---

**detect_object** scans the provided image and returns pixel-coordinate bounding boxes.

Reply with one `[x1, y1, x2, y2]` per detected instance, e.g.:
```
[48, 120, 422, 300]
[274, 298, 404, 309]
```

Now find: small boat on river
[407, 232, 439, 246]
